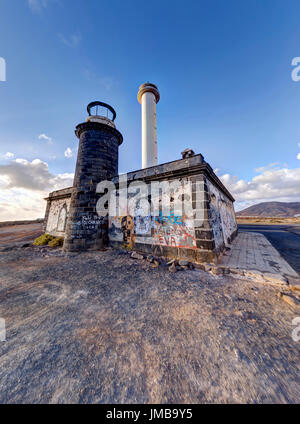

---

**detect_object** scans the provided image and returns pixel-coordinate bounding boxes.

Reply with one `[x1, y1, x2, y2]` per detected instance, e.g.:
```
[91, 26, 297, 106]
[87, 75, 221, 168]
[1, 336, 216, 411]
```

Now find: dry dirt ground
[0, 241, 299, 404]
[0, 222, 43, 248]
[236, 217, 300, 225]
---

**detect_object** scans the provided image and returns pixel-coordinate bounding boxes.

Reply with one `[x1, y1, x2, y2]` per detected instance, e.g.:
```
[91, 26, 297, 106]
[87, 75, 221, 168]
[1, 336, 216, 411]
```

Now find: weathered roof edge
[45, 154, 235, 203]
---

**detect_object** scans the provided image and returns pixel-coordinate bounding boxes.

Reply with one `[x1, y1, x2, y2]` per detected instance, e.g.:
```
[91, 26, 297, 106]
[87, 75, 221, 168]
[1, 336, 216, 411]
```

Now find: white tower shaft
[141, 91, 157, 168]
[137, 83, 160, 169]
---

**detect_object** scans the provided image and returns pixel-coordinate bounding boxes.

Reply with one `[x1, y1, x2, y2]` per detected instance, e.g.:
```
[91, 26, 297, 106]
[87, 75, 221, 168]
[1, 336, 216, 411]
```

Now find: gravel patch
[0, 246, 299, 404]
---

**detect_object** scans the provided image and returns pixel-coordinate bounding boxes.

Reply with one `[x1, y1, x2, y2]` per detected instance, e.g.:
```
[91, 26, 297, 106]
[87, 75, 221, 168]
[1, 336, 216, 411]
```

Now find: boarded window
[57, 205, 67, 232]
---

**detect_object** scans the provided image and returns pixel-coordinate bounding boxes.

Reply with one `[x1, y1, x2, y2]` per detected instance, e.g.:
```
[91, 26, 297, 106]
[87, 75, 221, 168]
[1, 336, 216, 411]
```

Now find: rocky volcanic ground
[0, 240, 299, 403]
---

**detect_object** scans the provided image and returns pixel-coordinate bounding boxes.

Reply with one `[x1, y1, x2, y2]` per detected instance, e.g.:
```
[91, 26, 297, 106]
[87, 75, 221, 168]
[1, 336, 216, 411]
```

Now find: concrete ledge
[111, 156, 234, 202]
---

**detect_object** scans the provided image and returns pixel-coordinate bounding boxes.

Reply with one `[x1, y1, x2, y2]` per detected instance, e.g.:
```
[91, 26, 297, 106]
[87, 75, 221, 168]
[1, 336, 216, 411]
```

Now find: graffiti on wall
[108, 177, 197, 249]
[77, 215, 103, 231]
[155, 212, 183, 225]
[219, 199, 237, 244]
[207, 179, 237, 248]
[121, 215, 136, 249]
[109, 215, 137, 248]
[109, 214, 196, 249]
[208, 192, 223, 249]
[153, 217, 196, 248]
[69, 215, 108, 240]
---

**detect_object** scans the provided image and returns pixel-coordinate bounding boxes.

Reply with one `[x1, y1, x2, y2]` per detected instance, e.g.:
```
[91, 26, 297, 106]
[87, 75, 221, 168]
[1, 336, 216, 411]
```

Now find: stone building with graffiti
[43, 85, 237, 263]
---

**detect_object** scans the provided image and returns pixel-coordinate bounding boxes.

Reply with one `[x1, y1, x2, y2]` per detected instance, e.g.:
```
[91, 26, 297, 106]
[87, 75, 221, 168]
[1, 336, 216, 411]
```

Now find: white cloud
[0, 189, 48, 221]
[83, 69, 115, 91]
[218, 165, 300, 211]
[4, 152, 14, 160]
[64, 147, 74, 158]
[0, 158, 73, 221]
[297, 153, 300, 160]
[28, 0, 48, 13]
[59, 33, 81, 48]
[0, 158, 73, 191]
[38, 133, 52, 143]
[254, 163, 280, 173]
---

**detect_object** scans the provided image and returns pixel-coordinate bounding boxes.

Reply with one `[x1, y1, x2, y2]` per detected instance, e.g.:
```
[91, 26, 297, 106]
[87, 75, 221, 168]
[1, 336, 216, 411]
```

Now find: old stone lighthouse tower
[63, 102, 123, 251]
[45, 83, 237, 262]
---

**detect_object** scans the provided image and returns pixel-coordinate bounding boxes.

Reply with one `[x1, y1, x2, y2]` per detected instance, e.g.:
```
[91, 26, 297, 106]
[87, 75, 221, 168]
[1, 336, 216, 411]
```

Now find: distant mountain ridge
[236, 202, 300, 217]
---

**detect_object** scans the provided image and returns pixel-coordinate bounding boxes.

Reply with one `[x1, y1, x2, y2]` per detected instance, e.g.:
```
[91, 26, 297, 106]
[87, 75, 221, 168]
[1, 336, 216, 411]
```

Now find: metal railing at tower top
[87, 101, 116, 122]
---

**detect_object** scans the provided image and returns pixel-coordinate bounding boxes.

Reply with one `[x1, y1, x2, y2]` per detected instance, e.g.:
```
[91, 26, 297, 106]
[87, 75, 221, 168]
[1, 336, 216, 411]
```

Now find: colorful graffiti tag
[153, 216, 196, 249]
[109, 214, 196, 249]
[121, 215, 136, 249]
[207, 180, 237, 248]
[108, 177, 197, 249]
[154, 212, 183, 225]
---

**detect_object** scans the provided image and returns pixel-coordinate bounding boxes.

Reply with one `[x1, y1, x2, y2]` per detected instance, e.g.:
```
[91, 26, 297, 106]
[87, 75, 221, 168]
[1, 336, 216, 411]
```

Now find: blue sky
[1, 0, 300, 219]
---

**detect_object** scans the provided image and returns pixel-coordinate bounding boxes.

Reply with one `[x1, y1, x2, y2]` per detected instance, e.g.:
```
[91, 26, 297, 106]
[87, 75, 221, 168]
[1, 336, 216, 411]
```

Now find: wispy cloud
[4, 152, 14, 160]
[297, 153, 300, 160]
[59, 33, 81, 48]
[254, 163, 280, 173]
[28, 0, 48, 13]
[83, 69, 115, 91]
[38, 133, 52, 144]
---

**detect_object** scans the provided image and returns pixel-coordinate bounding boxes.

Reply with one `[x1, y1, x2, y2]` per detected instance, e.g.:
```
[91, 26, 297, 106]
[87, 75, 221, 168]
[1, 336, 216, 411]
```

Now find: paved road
[238, 224, 300, 275]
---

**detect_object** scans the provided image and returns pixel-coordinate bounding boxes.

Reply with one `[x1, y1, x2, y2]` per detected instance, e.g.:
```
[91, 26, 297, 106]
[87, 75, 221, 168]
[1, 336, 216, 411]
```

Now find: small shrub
[33, 234, 55, 246]
[48, 237, 64, 248]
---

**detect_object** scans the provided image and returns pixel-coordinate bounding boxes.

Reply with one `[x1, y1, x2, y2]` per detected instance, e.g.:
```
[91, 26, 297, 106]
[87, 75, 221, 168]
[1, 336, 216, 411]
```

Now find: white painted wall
[46, 197, 71, 236]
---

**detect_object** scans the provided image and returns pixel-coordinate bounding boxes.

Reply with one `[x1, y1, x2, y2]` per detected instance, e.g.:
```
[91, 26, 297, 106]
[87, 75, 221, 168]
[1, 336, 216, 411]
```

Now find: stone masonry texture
[63, 121, 123, 252]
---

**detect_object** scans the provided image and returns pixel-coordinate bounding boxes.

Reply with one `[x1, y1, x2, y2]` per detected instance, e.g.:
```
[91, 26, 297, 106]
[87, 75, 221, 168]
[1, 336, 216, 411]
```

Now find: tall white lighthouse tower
[137, 82, 160, 169]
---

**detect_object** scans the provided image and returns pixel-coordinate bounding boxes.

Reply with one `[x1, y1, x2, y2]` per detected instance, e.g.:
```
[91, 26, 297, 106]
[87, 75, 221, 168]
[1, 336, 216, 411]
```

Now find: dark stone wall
[63, 121, 122, 252]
